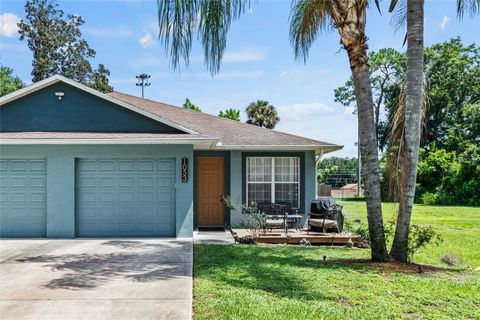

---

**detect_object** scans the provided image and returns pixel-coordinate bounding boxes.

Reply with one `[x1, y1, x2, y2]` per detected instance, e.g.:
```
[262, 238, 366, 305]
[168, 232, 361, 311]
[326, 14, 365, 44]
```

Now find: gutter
[0, 137, 218, 146]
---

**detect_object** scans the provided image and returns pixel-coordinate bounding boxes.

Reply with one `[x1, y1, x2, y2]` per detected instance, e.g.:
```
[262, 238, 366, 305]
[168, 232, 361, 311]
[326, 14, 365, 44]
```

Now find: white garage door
[76, 159, 176, 237]
[0, 159, 47, 237]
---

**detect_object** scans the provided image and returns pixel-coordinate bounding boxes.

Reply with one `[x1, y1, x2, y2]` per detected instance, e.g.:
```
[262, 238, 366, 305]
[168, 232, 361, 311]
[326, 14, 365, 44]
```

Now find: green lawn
[194, 203, 480, 319]
[340, 202, 480, 267]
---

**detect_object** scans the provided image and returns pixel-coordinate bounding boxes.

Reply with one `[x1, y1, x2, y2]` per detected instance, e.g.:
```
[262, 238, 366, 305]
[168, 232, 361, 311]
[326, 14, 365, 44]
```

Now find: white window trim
[246, 156, 301, 208]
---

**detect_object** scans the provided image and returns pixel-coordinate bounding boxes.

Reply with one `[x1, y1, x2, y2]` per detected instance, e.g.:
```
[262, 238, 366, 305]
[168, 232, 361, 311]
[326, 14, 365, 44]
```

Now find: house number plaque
[181, 158, 188, 182]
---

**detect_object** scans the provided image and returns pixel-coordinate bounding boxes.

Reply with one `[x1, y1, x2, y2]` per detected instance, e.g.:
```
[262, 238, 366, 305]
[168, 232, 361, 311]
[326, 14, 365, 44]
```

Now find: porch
[231, 228, 360, 245]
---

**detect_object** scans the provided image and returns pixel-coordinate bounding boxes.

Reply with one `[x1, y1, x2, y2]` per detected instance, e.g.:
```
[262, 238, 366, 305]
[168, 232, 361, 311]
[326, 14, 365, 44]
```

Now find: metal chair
[263, 203, 288, 234]
[308, 204, 344, 233]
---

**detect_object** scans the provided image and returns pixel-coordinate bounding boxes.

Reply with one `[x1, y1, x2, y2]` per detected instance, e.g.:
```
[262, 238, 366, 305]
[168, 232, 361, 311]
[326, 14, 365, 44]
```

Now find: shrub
[224, 197, 266, 239]
[407, 225, 443, 262]
[345, 219, 442, 262]
[420, 192, 438, 205]
[237, 235, 257, 244]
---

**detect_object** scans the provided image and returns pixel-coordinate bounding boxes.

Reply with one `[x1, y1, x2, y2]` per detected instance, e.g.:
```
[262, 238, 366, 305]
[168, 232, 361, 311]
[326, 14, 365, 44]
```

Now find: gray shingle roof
[108, 92, 343, 152]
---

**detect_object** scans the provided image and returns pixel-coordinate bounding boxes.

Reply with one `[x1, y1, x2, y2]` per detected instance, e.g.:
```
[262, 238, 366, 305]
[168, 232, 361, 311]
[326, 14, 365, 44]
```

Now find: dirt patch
[321, 258, 460, 275]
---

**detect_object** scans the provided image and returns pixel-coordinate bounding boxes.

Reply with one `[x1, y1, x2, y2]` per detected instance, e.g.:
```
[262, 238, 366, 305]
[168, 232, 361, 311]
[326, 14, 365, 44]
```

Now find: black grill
[310, 197, 337, 215]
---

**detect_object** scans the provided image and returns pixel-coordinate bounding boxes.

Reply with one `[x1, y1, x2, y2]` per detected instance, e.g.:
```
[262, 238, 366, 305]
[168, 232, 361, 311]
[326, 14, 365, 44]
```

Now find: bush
[345, 219, 442, 262]
[407, 225, 443, 262]
[224, 197, 266, 239]
[420, 192, 438, 205]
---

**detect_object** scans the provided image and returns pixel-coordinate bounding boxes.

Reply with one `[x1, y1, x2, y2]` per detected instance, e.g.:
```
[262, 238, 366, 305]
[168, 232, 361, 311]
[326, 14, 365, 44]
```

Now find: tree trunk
[330, 0, 388, 262]
[348, 48, 388, 262]
[391, 0, 424, 262]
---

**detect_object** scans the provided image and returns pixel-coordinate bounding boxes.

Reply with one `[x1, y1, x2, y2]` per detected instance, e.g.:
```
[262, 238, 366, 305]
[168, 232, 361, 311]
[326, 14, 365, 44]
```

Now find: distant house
[0, 75, 342, 238]
[331, 183, 361, 197]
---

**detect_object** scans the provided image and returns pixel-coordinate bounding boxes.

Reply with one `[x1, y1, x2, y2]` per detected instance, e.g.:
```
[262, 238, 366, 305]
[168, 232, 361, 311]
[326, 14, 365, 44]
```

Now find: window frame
[246, 156, 301, 209]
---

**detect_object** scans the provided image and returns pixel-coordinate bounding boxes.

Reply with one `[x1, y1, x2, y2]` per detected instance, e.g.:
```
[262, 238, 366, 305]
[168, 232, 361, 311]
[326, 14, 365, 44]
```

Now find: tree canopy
[0, 67, 24, 97]
[218, 108, 241, 121]
[182, 98, 201, 112]
[18, 0, 112, 92]
[245, 100, 279, 129]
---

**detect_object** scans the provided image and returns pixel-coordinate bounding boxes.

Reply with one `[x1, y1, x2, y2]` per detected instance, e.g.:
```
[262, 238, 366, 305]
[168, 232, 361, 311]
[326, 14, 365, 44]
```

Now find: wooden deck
[231, 228, 360, 245]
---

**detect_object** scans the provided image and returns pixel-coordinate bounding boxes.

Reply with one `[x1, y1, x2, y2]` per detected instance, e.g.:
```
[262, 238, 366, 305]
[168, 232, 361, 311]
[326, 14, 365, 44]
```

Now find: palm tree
[245, 100, 279, 129]
[388, 0, 480, 262]
[157, 0, 388, 261]
[290, 0, 387, 261]
[219, 108, 241, 121]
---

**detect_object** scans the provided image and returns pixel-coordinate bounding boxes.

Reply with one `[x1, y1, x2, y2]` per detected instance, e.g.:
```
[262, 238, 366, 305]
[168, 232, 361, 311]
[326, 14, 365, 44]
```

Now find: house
[0, 75, 342, 238]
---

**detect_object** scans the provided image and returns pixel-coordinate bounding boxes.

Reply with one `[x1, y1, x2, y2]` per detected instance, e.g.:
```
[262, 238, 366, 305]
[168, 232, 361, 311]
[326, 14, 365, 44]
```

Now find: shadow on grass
[194, 244, 462, 302]
[16, 240, 191, 290]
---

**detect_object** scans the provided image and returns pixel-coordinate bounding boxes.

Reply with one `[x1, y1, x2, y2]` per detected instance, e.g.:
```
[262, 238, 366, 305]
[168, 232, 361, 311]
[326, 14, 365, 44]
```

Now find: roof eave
[0, 137, 218, 146]
[195, 144, 344, 153]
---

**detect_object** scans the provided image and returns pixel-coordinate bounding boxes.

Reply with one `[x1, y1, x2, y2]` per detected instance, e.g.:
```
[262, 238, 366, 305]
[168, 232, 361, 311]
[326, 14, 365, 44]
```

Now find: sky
[1, 0, 479, 157]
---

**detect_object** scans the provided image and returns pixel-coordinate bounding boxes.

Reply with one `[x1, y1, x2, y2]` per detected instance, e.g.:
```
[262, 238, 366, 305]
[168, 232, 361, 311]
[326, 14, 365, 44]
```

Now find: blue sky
[1, 0, 478, 157]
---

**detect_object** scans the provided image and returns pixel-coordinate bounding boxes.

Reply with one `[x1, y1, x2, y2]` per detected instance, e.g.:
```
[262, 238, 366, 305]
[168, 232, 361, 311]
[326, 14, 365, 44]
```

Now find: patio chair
[263, 203, 288, 234]
[276, 201, 301, 228]
[308, 204, 344, 233]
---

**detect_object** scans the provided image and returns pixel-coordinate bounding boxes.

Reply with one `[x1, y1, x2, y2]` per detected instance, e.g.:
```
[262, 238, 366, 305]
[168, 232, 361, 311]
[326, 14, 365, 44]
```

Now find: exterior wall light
[55, 92, 65, 100]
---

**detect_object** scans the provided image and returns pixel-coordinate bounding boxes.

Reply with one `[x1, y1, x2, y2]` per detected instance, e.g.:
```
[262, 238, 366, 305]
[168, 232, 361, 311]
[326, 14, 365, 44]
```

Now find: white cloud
[279, 71, 296, 80]
[275, 101, 355, 157]
[222, 46, 267, 63]
[439, 16, 450, 31]
[83, 26, 132, 37]
[344, 106, 356, 116]
[277, 102, 335, 121]
[139, 32, 155, 48]
[184, 71, 264, 80]
[0, 13, 20, 38]
[278, 68, 331, 81]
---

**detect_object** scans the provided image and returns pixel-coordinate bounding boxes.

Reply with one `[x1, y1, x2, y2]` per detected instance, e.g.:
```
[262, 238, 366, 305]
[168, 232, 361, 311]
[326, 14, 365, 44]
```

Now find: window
[246, 157, 300, 208]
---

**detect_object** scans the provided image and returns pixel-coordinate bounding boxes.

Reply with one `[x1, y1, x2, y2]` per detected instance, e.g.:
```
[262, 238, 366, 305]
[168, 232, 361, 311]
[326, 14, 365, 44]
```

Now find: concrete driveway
[0, 239, 192, 320]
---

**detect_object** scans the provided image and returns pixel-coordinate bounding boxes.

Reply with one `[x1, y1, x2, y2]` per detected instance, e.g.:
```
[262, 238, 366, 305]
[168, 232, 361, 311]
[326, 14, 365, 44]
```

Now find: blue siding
[230, 151, 317, 228]
[0, 144, 194, 238]
[0, 82, 182, 133]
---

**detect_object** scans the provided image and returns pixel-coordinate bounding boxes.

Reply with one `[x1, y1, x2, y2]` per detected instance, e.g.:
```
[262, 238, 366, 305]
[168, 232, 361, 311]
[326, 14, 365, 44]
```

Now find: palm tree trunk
[330, 1, 388, 262]
[348, 48, 388, 262]
[391, 0, 424, 262]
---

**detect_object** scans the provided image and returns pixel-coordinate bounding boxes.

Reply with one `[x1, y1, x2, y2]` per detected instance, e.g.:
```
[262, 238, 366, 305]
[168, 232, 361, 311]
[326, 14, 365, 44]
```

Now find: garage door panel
[77, 158, 176, 237]
[0, 159, 47, 237]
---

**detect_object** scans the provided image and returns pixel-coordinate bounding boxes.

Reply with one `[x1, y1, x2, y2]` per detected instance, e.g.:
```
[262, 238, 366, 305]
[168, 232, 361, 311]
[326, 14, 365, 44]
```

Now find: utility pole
[354, 140, 361, 197]
[136, 73, 151, 99]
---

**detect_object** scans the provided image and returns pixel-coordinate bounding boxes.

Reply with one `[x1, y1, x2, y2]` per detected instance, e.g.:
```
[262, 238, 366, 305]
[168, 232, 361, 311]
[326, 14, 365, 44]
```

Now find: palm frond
[289, 0, 332, 63]
[386, 74, 428, 202]
[157, 0, 199, 71]
[457, 0, 480, 18]
[198, 0, 248, 74]
[158, 0, 248, 75]
[389, 0, 407, 33]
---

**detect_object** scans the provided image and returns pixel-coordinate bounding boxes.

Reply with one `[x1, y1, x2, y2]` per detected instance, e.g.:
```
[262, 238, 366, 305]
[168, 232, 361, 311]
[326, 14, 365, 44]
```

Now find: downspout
[315, 149, 324, 198]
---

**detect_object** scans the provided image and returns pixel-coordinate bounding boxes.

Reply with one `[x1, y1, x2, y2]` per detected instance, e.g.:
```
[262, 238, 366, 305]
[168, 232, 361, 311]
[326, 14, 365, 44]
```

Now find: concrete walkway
[0, 239, 193, 320]
[193, 229, 235, 244]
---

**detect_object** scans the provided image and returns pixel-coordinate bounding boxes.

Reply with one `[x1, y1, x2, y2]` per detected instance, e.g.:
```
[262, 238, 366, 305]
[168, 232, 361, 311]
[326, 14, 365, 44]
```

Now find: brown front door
[196, 157, 225, 226]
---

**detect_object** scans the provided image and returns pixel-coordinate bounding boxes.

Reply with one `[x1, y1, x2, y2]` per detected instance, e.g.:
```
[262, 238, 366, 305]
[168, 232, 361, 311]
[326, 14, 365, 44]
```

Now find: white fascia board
[0, 137, 218, 145]
[198, 144, 344, 153]
[0, 75, 198, 135]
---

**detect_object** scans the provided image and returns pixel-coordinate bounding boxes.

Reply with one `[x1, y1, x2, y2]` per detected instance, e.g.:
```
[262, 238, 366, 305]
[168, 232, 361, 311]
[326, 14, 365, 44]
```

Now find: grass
[339, 202, 480, 267]
[194, 202, 480, 319]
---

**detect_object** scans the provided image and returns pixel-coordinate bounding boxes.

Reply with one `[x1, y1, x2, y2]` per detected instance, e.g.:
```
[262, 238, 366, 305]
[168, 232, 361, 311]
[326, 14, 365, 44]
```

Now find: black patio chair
[276, 201, 302, 228]
[308, 204, 344, 233]
[263, 203, 288, 234]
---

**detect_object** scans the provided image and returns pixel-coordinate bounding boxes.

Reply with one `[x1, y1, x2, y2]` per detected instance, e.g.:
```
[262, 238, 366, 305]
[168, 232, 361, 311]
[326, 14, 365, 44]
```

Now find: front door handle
[220, 194, 224, 202]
